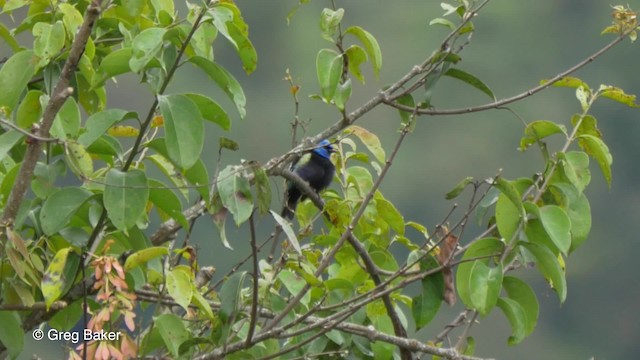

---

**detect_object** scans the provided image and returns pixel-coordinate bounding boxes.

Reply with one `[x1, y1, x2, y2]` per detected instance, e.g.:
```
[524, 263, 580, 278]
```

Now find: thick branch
[0, 1, 101, 226]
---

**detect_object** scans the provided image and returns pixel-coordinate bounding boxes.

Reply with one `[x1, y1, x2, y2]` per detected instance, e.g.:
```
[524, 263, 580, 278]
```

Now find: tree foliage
[0, 1, 638, 359]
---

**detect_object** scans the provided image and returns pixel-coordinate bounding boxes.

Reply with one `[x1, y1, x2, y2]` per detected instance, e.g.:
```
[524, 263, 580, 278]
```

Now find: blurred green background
[12, 1, 640, 359]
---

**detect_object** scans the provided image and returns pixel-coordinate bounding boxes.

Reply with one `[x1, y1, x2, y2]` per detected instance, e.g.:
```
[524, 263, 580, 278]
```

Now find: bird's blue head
[312, 139, 334, 160]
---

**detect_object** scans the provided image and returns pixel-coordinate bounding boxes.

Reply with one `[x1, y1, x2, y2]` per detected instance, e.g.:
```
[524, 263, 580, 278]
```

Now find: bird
[281, 139, 336, 219]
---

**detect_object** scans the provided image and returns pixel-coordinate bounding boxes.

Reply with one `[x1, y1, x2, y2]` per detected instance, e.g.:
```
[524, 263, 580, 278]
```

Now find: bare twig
[0, 118, 58, 142]
[246, 211, 259, 345]
[385, 30, 633, 116]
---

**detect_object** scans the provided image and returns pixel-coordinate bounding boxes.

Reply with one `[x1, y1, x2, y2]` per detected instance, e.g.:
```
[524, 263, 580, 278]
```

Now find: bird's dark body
[282, 141, 335, 219]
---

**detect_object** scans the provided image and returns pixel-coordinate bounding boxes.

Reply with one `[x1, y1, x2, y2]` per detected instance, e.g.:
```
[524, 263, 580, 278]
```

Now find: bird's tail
[281, 205, 294, 220]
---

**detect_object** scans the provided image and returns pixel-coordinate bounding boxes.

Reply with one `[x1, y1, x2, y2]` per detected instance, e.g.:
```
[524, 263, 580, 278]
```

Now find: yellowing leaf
[151, 115, 164, 127]
[540, 76, 589, 90]
[348, 125, 385, 163]
[108, 125, 140, 137]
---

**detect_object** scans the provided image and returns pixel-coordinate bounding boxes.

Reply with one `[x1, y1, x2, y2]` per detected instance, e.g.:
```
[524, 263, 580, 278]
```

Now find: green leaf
[50, 97, 81, 140]
[2, 0, 30, 13]
[184, 159, 210, 202]
[334, 79, 352, 111]
[158, 94, 204, 170]
[345, 45, 367, 83]
[346, 166, 374, 200]
[48, 300, 82, 331]
[16, 90, 43, 129]
[78, 109, 137, 147]
[496, 192, 522, 243]
[93, 48, 133, 88]
[219, 271, 246, 321]
[41, 247, 80, 309]
[166, 268, 193, 312]
[538, 205, 571, 255]
[456, 238, 504, 309]
[469, 261, 503, 316]
[149, 179, 189, 229]
[541, 76, 589, 90]
[572, 114, 601, 138]
[475, 187, 499, 225]
[429, 17, 456, 29]
[0, 131, 24, 162]
[155, 313, 189, 359]
[319, 7, 344, 41]
[124, 247, 169, 271]
[567, 193, 591, 252]
[376, 197, 404, 235]
[348, 125, 385, 163]
[271, 210, 301, 256]
[559, 151, 591, 193]
[225, 21, 257, 74]
[129, 28, 166, 73]
[445, 68, 495, 100]
[32, 21, 65, 67]
[412, 258, 443, 330]
[0, 50, 37, 113]
[521, 242, 567, 302]
[87, 135, 123, 159]
[217, 165, 253, 226]
[316, 48, 343, 102]
[519, 120, 567, 151]
[252, 165, 271, 215]
[497, 297, 527, 345]
[278, 269, 310, 306]
[0, 312, 24, 359]
[210, 4, 256, 73]
[104, 169, 149, 231]
[446, 176, 473, 200]
[189, 56, 246, 118]
[189, 22, 216, 60]
[64, 140, 93, 179]
[503, 276, 539, 337]
[599, 85, 640, 107]
[58, 3, 84, 37]
[577, 134, 612, 187]
[40, 187, 93, 235]
[183, 93, 231, 131]
[424, 59, 454, 107]
[219, 136, 239, 151]
[396, 93, 416, 130]
[0, 22, 21, 52]
[190, 291, 214, 323]
[495, 178, 525, 216]
[525, 218, 558, 255]
[344, 26, 382, 77]
[369, 314, 395, 359]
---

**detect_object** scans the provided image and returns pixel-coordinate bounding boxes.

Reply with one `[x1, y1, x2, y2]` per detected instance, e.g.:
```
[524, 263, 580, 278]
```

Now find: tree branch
[384, 30, 633, 116]
[0, 1, 102, 227]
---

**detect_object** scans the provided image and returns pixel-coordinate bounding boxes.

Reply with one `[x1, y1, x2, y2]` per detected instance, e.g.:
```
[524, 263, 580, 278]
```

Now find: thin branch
[0, 118, 58, 142]
[435, 310, 470, 344]
[246, 211, 259, 345]
[455, 311, 479, 351]
[135, 286, 494, 360]
[385, 30, 633, 116]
